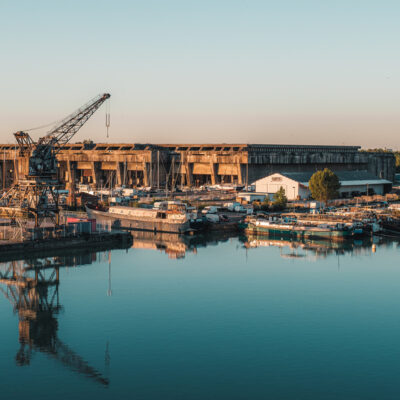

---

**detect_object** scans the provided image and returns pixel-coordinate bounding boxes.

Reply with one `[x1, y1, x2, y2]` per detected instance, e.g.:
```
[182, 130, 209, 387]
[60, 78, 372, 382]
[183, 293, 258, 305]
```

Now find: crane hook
[105, 99, 110, 138]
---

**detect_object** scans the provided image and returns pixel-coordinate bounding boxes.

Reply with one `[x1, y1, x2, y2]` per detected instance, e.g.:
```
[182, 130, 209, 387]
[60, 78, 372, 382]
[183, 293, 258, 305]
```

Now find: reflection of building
[130, 230, 238, 259]
[0, 256, 109, 386]
[243, 235, 376, 261]
[130, 230, 191, 259]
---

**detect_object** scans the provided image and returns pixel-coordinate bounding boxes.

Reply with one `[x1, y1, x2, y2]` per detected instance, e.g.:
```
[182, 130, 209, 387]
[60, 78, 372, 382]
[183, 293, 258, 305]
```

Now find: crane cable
[22, 117, 64, 132]
[22, 93, 110, 135]
[105, 99, 110, 138]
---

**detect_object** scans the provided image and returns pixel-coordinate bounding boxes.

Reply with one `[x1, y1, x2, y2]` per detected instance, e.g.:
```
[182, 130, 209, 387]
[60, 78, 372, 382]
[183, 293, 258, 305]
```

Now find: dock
[0, 230, 132, 262]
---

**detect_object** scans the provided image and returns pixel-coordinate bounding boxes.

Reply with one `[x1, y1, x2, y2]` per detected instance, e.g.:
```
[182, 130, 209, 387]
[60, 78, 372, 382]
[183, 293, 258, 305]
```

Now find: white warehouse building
[253, 171, 392, 200]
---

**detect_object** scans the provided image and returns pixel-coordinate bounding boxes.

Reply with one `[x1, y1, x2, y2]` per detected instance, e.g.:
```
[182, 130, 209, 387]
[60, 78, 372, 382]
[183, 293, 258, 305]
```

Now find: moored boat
[86, 204, 190, 234]
[244, 218, 354, 241]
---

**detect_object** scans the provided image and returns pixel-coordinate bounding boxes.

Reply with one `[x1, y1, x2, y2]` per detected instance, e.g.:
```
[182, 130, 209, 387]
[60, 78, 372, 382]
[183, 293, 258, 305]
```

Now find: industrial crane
[0, 93, 110, 227]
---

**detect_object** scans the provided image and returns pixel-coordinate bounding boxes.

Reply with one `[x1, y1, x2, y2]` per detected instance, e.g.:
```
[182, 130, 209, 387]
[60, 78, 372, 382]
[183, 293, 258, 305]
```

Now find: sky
[0, 0, 399, 148]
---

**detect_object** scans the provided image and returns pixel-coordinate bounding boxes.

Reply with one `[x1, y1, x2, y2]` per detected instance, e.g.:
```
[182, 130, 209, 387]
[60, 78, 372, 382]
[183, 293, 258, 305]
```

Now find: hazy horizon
[1, 0, 399, 149]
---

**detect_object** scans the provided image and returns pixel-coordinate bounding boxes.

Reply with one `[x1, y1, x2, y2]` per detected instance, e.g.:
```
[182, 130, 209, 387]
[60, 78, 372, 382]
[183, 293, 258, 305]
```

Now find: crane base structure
[0, 179, 60, 227]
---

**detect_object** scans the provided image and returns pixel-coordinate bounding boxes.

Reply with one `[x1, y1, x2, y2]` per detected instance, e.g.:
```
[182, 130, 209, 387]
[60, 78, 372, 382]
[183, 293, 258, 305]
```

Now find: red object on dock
[66, 217, 96, 232]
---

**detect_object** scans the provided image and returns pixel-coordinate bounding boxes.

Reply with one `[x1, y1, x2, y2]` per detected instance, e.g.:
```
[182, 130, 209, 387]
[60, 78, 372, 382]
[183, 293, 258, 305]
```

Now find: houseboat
[86, 204, 190, 234]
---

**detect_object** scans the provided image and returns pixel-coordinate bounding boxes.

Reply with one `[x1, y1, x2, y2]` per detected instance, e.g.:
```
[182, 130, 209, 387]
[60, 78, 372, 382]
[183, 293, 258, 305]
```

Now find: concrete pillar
[210, 162, 218, 185]
[13, 158, 18, 184]
[89, 162, 96, 185]
[116, 162, 123, 186]
[122, 161, 128, 186]
[237, 162, 243, 184]
[4, 160, 11, 187]
[186, 163, 193, 187]
[21, 156, 29, 178]
[66, 161, 72, 189]
[91, 162, 104, 187]
[1, 159, 4, 190]
[143, 162, 149, 186]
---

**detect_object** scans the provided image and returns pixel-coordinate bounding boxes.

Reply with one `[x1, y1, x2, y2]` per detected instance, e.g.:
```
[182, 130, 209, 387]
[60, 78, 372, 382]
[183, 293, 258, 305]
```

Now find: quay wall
[0, 231, 132, 262]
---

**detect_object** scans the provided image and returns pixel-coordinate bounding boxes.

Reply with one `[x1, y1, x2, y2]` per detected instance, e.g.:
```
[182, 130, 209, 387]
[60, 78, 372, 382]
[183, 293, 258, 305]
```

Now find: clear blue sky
[0, 0, 399, 148]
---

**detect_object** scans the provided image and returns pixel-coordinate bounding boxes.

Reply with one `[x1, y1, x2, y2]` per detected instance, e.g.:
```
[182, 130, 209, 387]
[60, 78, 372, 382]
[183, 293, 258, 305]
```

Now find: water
[1, 234, 400, 400]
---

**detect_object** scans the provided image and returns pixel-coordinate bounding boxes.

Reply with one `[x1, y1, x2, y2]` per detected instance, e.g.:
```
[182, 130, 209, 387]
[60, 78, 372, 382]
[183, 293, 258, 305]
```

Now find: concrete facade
[0, 143, 396, 190]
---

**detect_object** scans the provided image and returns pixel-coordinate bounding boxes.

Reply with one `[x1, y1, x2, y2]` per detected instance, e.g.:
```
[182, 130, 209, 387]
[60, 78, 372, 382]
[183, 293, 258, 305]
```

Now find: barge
[244, 219, 354, 241]
[86, 205, 191, 234]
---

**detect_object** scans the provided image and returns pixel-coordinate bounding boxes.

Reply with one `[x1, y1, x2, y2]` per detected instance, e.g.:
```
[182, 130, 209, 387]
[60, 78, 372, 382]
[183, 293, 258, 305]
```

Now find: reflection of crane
[0, 257, 109, 386]
[107, 251, 112, 297]
[0, 93, 110, 227]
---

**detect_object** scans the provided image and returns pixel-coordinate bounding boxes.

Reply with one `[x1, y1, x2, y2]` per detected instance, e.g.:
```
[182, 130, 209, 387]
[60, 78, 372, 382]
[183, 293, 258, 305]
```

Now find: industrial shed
[253, 171, 392, 200]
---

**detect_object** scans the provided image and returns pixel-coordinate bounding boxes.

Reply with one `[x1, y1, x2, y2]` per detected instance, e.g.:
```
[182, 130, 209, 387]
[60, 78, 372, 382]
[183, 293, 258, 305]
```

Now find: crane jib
[28, 93, 111, 177]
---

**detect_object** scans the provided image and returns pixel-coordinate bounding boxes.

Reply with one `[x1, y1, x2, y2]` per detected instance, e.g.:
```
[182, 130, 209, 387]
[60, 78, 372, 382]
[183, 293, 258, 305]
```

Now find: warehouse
[0, 143, 396, 191]
[253, 171, 393, 200]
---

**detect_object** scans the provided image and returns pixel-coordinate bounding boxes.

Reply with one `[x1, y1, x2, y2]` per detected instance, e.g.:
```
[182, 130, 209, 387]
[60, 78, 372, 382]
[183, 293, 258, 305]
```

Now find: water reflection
[0, 253, 109, 386]
[2, 233, 400, 399]
[130, 230, 238, 259]
[241, 234, 399, 261]
[0, 232, 240, 385]
[128, 229, 400, 261]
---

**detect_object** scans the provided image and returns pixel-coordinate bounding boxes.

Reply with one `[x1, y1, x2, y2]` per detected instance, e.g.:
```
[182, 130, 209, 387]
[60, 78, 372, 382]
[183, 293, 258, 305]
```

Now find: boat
[86, 204, 190, 234]
[207, 220, 240, 231]
[154, 200, 209, 231]
[244, 218, 354, 241]
[380, 219, 400, 235]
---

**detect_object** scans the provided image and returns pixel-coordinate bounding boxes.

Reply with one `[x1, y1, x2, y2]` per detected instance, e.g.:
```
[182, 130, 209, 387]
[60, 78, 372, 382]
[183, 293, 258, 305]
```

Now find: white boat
[86, 205, 190, 234]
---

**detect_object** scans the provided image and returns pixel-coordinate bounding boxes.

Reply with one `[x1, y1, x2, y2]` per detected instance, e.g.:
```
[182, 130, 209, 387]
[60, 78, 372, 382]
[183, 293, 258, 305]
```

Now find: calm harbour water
[1, 233, 400, 400]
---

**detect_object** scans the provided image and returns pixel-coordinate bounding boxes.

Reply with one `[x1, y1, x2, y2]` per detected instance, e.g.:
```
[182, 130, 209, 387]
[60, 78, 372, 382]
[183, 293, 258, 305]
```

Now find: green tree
[395, 152, 400, 172]
[273, 186, 287, 210]
[260, 196, 270, 211]
[309, 169, 341, 205]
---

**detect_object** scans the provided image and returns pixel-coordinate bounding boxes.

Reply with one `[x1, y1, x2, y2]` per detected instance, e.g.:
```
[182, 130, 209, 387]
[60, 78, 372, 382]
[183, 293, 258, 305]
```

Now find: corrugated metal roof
[301, 179, 392, 187]
[279, 170, 390, 184]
